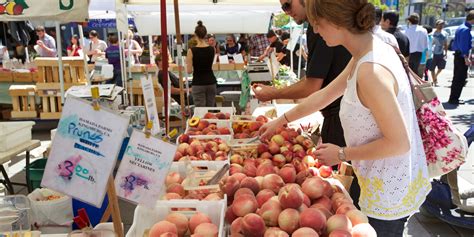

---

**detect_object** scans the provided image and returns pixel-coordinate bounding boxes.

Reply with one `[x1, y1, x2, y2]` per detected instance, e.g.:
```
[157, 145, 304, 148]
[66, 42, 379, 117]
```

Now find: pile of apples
[162, 171, 224, 201]
[232, 115, 268, 139]
[186, 120, 232, 136]
[175, 136, 230, 161]
[149, 211, 219, 237]
[221, 167, 376, 237]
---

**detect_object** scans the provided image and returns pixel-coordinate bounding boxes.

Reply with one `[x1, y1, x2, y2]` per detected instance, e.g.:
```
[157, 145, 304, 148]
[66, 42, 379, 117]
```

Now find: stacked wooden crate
[8, 85, 37, 119]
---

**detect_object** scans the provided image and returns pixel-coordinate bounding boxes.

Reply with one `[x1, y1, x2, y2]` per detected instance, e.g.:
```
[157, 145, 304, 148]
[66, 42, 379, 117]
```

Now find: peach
[302, 139, 314, 149]
[351, 223, 376, 237]
[272, 154, 286, 168]
[166, 172, 183, 187]
[345, 209, 369, 226]
[167, 183, 185, 197]
[292, 227, 319, 237]
[292, 159, 307, 174]
[294, 150, 307, 159]
[225, 205, 238, 224]
[282, 150, 294, 163]
[234, 188, 255, 199]
[295, 170, 312, 185]
[259, 199, 282, 227]
[257, 143, 269, 154]
[303, 194, 311, 207]
[312, 196, 332, 212]
[314, 206, 333, 220]
[162, 193, 182, 200]
[243, 163, 257, 177]
[264, 227, 289, 237]
[174, 152, 183, 161]
[336, 203, 357, 215]
[256, 115, 268, 123]
[159, 233, 178, 237]
[194, 223, 218, 237]
[299, 208, 326, 232]
[189, 212, 212, 234]
[177, 143, 190, 155]
[255, 176, 264, 189]
[295, 135, 305, 145]
[178, 134, 190, 143]
[319, 165, 333, 178]
[278, 185, 304, 209]
[262, 174, 285, 194]
[301, 177, 325, 200]
[292, 144, 304, 152]
[332, 199, 353, 213]
[260, 152, 273, 160]
[243, 158, 257, 167]
[221, 176, 240, 199]
[204, 193, 222, 201]
[149, 221, 178, 237]
[326, 214, 352, 233]
[322, 180, 334, 198]
[268, 142, 281, 155]
[230, 217, 243, 235]
[256, 189, 275, 207]
[331, 192, 347, 202]
[329, 230, 352, 237]
[232, 195, 258, 217]
[230, 164, 244, 175]
[165, 213, 188, 237]
[218, 127, 231, 135]
[241, 213, 266, 237]
[257, 163, 276, 177]
[271, 134, 285, 146]
[278, 208, 300, 234]
[231, 173, 248, 182]
[230, 154, 244, 165]
[302, 155, 315, 168]
[240, 177, 260, 195]
[278, 166, 296, 184]
[280, 146, 289, 154]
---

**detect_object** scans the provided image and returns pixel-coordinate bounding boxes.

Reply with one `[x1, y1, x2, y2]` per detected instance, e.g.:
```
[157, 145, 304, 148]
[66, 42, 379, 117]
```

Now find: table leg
[26, 150, 32, 193]
[0, 165, 14, 194]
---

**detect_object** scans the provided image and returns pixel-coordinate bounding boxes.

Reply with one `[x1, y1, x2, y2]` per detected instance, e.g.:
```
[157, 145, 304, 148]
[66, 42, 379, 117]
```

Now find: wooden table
[0, 140, 41, 194]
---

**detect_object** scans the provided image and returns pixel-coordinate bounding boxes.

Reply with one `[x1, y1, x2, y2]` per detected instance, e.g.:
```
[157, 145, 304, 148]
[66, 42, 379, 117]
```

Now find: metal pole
[442, 0, 447, 21]
[118, 31, 129, 105]
[174, 0, 187, 129]
[78, 24, 90, 84]
[55, 22, 65, 103]
[297, 31, 303, 79]
[161, 0, 170, 134]
[148, 35, 153, 65]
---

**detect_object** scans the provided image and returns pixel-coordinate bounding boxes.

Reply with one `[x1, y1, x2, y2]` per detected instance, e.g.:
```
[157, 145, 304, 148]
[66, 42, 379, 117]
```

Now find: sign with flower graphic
[0, 0, 88, 22]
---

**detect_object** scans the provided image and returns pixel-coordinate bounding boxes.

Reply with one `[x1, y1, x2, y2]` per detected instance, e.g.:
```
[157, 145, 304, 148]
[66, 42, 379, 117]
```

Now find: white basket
[0, 121, 34, 152]
[169, 160, 229, 192]
[176, 134, 233, 146]
[126, 199, 226, 237]
[185, 120, 233, 137]
[193, 107, 235, 120]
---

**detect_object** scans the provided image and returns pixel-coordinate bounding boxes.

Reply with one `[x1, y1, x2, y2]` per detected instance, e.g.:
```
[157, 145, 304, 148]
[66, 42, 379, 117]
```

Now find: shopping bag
[28, 188, 73, 234]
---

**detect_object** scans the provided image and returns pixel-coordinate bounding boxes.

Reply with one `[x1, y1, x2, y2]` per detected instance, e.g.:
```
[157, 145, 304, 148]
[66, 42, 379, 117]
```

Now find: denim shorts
[368, 216, 409, 237]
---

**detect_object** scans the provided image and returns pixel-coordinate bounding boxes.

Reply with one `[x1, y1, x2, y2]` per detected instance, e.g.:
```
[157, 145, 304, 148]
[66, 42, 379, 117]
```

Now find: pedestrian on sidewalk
[381, 10, 410, 58]
[449, 10, 474, 105]
[405, 13, 429, 76]
[429, 20, 448, 86]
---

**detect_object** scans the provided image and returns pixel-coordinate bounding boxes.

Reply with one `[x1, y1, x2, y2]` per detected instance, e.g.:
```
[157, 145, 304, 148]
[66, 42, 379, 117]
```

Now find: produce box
[185, 119, 233, 136]
[0, 70, 13, 82]
[126, 199, 226, 237]
[230, 115, 268, 143]
[175, 135, 232, 162]
[193, 107, 234, 121]
[0, 121, 34, 152]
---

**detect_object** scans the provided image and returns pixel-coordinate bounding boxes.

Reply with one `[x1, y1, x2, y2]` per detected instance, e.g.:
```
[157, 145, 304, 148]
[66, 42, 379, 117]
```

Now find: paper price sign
[115, 130, 176, 206]
[141, 74, 160, 136]
[41, 96, 129, 207]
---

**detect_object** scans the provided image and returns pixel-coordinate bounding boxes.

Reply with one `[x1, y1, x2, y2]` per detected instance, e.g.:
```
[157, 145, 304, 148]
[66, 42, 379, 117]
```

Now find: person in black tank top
[186, 21, 217, 107]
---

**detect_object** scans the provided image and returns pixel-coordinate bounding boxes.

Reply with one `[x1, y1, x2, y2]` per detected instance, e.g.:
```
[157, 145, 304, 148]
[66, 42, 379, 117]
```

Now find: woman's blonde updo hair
[306, 0, 375, 34]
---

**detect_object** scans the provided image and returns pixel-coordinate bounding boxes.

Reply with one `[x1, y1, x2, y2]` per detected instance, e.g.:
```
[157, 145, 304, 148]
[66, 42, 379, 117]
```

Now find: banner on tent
[0, 0, 88, 22]
[88, 19, 135, 29]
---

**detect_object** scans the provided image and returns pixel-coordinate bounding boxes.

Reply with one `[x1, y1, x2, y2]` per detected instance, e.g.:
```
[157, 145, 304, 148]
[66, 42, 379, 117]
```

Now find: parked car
[446, 17, 465, 28]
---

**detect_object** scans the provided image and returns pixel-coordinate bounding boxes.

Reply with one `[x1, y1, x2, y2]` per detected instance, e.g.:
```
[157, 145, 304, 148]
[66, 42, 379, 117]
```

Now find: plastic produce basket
[126, 199, 226, 237]
[26, 159, 47, 190]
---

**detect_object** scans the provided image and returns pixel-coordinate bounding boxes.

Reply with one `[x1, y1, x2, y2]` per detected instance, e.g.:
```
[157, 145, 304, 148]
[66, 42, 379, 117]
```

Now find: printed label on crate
[114, 130, 176, 207]
[141, 74, 160, 135]
[41, 96, 128, 207]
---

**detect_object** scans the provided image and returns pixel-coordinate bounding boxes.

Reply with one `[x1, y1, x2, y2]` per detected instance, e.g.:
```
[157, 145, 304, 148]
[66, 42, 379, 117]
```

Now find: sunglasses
[281, 0, 292, 12]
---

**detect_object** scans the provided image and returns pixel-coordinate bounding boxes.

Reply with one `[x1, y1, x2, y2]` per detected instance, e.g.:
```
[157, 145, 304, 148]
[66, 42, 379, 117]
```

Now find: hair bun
[197, 20, 203, 26]
[355, 3, 375, 32]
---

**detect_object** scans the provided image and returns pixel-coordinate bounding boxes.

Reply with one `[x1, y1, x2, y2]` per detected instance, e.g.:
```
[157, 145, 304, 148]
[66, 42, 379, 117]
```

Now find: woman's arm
[130, 41, 143, 55]
[67, 49, 73, 56]
[186, 49, 193, 74]
[259, 58, 354, 139]
[315, 63, 411, 165]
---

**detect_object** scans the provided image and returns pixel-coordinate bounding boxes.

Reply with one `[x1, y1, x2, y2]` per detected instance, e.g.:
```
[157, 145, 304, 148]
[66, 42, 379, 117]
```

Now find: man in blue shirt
[449, 10, 474, 105]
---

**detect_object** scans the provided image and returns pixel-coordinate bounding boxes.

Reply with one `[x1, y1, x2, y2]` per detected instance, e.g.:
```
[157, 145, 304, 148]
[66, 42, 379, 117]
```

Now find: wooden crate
[127, 85, 164, 114]
[34, 57, 87, 84]
[8, 85, 37, 119]
[0, 71, 13, 82]
[12, 72, 34, 82]
[36, 82, 84, 120]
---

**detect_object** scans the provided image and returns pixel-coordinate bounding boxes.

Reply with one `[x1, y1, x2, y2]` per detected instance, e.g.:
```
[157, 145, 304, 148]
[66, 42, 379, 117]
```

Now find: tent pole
[78, 24, 90, 85]
[56, 22, 65, 103]
[161, 0, 170, 134]
[297, 29, 303, 79]
[118, 31, 128, 105]
[149, 35, 153, 65]
[174, 0, 186, 130]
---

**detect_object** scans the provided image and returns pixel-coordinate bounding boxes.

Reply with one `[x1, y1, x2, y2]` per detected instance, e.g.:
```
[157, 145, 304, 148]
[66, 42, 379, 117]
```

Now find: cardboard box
[218, 63, 235, 71]
[234, 63, 246, 70]
[0, 71, 13, 82]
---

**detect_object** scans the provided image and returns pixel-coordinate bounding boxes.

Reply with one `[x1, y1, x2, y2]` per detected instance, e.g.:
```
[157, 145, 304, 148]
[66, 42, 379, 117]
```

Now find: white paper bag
[28, 188, 73, 234]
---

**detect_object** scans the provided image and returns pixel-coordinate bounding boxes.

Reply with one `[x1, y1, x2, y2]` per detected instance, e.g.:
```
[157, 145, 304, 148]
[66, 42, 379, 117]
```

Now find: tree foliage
[274, 12, 290, 28]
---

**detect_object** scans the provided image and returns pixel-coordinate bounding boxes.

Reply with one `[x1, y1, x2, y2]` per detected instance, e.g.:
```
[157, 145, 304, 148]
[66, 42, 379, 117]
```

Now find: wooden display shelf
[36, 82, 83, 120]
[35, 57, 87, 83]
[0, 71, 13, 82]
[12, 71, 40, 83]
[8, 85, 37, 119]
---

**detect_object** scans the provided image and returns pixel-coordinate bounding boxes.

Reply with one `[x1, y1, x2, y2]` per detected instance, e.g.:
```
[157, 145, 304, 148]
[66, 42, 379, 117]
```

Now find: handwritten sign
[41, 96, 129, 207]
[140, 73, 160, 136]
[114, 130, 176, 206]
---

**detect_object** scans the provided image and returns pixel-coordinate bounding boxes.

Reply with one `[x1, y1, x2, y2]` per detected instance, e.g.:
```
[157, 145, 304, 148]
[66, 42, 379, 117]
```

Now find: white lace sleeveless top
[339, 38, 431, 220]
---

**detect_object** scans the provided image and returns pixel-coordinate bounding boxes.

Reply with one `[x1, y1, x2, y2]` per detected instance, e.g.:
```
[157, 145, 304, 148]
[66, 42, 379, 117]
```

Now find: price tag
[47, 91, 55, 96]
[41, 96, 129, 207]
[140, 74, 160, 136]
[115, 130, 176, 206]
[28, 91, 35, 96]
